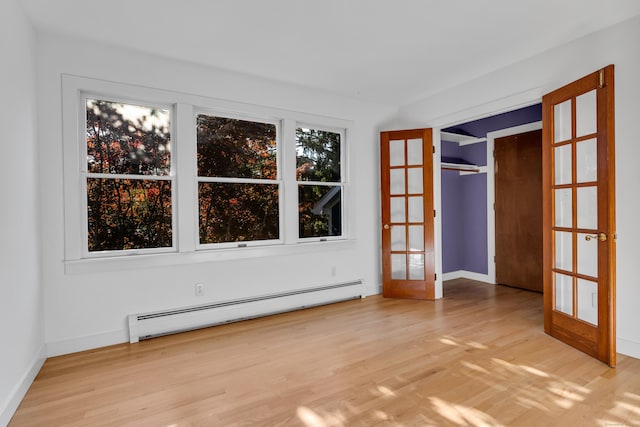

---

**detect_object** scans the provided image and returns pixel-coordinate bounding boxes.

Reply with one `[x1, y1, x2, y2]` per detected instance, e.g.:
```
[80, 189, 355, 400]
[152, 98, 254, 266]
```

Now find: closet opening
[439, 103, 543, 296]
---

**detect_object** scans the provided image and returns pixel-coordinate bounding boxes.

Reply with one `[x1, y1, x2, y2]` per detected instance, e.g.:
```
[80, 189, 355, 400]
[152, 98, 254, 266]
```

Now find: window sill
[64, 239, 358, 275]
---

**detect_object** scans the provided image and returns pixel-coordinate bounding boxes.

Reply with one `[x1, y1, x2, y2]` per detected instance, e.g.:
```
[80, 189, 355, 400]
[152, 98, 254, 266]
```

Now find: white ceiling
[19, 0, 640, 106]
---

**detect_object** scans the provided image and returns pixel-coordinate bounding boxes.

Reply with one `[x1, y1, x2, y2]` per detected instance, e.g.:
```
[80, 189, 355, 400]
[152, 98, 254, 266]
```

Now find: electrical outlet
[195, 283, 204, 296]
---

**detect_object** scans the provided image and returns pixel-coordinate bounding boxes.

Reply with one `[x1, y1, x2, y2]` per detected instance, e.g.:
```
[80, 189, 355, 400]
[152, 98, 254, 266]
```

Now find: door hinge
[435, 273, 437, 281]
[598, 69, 605, 88]
[434, 210, 436, 217]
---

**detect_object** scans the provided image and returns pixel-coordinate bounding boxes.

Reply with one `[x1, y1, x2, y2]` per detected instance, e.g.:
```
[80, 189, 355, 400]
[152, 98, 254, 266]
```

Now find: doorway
[439, 104, 542, 291]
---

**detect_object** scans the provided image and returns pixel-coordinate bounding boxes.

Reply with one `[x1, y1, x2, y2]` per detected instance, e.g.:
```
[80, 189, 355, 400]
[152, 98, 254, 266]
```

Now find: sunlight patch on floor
[515, 396, 551, 412]
[372, 410, 407, 425]
[491, 358, 551, 379]
[461, 361, 490, 374]
[297, 406, 346, 427]
[372, 385, 397, 399]
[546, 380, 588, 410]
[610, 399, 640, 419]
[429, 396, 506, 427]
[440, 337, 459, 346]
[297, 406, 328, 427]
[439, 335, 489, 350]
[467, 341, 489, 350]
[624, 391, 640, 402]
[519, 365, 549, 378]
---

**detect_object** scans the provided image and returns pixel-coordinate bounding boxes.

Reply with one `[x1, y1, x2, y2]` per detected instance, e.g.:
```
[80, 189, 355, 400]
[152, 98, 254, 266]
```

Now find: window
[196, 114, 280, 246]
[62, 76, 352, 266]
[84, 98, 173, 253]
[296, 126, 344, 239]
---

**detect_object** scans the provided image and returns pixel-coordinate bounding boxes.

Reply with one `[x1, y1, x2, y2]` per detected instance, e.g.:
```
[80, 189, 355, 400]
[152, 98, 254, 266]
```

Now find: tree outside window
[296, 127, 343, 239]
[85, 99, 172, 252]
[197, 115, 279, 244]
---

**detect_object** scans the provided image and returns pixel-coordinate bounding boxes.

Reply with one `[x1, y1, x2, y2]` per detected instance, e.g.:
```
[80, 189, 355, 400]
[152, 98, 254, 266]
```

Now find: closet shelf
[441, 156, 481, 173]
[440, 131, 486, 145]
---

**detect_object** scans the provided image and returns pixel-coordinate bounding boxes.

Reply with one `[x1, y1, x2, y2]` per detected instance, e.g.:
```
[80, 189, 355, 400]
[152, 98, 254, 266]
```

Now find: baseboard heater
[128, 279, 363, 343]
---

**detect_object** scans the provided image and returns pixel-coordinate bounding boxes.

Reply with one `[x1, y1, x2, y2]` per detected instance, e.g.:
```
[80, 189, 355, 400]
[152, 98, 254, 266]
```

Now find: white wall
[397, 15, 640, 359]
[36, 34, 396, 356]
[0, 1, 45, 425]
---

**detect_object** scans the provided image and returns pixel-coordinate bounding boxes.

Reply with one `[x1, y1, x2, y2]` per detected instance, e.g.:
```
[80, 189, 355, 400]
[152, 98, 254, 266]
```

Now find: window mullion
[341, 128, 350, 240]
[197, 176, 279, 185]
[281, 118, 299, 245]
[175, 103, 197, 252]
[85, 172, 173, 181]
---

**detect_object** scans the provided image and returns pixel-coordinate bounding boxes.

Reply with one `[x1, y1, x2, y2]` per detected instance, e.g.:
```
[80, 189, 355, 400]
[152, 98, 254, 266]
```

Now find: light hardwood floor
[10, 279, 640, 426]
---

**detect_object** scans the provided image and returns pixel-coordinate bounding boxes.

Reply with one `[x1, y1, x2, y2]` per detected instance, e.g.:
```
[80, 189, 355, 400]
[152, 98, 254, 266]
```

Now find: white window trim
[295, 124, 348, 242]
[193, 109, 284, 250]
[80, 94, 178, 258]
[61, 74, 355, 274]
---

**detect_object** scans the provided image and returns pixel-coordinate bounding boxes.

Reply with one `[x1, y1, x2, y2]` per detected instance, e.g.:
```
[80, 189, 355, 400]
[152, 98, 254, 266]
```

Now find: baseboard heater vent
[128, 280, 363, 343]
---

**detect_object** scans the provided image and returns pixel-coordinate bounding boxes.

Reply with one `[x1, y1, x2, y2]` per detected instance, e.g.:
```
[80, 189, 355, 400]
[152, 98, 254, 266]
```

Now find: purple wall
[441, 141, 487, 275]
[461, 142, 487, 166]
[443, 104, 542, 138]
[461, 171, 488, 274]
[441, 169, 464, 272]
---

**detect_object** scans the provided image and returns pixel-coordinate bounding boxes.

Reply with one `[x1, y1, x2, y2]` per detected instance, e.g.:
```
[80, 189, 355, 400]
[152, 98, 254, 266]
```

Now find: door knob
[585, 233, 607, 242]
[383, 224, 390, 230]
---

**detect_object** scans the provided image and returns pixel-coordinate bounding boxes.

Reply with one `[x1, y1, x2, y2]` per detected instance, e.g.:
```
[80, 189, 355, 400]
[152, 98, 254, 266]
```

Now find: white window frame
[194, 108, 284, 250]
[80, 94, 178, 258]
[62, 75, 355, 274]
[295, 123, 348, 243]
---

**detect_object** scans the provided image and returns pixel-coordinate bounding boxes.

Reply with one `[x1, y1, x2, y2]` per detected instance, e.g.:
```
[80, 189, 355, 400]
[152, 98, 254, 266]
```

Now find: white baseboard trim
[0, 345, 46, 427]
[361, 281, 381, 297]
[442, 270, 492, 283]
[373, 283, 383, 295]
[46, 329, 128, 358]
[617, 336, 640, 360]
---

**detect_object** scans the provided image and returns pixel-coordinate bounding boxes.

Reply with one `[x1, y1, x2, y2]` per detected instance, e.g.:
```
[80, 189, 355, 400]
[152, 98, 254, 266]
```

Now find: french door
[542, 65, 616, 366]
[380, 129, 435, 299]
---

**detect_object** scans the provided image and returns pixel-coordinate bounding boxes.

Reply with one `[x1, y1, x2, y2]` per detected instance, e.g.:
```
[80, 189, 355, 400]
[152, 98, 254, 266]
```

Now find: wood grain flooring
[9, 279, 640, 426]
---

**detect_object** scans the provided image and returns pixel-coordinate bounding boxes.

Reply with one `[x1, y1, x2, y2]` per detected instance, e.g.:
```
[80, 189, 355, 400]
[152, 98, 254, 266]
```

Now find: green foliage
[295, 128, 340, 182]
[296, 128, 342, 237]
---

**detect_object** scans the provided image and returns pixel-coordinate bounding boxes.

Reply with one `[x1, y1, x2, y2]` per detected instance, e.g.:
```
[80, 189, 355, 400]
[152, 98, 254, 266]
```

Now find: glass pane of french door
[389, 138, 426, 281]
[551, 89, 599, 326]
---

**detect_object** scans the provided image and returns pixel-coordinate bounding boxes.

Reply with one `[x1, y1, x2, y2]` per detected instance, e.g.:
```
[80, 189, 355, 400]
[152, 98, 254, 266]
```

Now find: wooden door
[380, 129, 435, 299]
[495, 130, 543, 292]
[542, 65, 616, 366]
